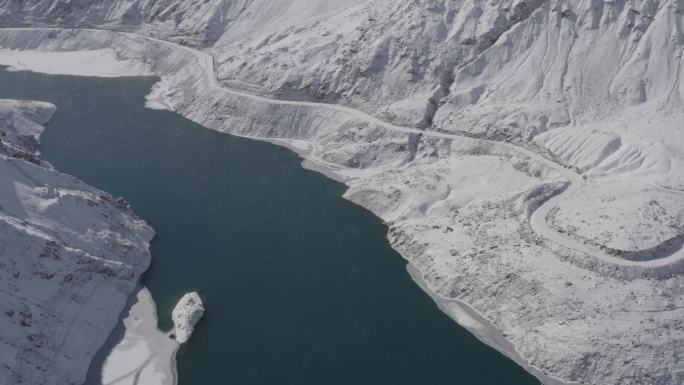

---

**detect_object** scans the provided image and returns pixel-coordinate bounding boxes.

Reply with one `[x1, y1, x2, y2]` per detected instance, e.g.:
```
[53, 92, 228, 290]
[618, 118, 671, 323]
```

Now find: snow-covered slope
[0, 0, 363, 47]
[0, 1, 682, 384]
[0, 99, 154, 385]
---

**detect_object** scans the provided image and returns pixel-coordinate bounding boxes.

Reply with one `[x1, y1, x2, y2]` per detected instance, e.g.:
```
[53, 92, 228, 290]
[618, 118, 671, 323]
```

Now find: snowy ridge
[0, 1, 682, 384]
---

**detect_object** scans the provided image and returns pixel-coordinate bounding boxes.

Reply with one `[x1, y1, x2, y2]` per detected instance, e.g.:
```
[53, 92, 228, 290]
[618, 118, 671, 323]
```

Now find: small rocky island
[171, 292, 205, 343]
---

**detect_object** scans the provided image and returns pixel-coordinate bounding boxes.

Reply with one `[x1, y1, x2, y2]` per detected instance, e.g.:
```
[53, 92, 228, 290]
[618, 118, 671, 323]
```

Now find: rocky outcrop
[171, 292, 204, 344]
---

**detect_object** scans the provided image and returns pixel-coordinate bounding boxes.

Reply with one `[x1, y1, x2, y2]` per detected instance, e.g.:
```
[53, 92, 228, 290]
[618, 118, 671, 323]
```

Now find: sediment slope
[0, 99, 154, 385]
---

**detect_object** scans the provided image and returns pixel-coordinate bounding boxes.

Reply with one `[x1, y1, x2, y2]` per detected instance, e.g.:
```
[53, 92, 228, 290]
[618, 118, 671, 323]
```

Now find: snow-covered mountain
[0, 99, 154, 385]
[0, 1, 682, 384]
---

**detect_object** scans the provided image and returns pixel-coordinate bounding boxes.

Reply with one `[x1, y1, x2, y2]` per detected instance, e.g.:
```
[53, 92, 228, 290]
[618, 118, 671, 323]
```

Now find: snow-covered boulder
[171, 292, 205, 343]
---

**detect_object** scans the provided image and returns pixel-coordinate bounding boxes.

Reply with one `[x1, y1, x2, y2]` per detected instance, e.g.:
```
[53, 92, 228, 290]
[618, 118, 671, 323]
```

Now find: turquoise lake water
[0, 68, 538, 385]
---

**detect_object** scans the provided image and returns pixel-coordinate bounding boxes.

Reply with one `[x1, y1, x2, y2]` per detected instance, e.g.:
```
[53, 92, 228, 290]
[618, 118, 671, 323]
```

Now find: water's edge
[83, 286, 137, 385]
[85, 286, 180, 385]
[0, 38, 548, 383]
[405, 265, 576, 385]
[80, 118, 552, 385]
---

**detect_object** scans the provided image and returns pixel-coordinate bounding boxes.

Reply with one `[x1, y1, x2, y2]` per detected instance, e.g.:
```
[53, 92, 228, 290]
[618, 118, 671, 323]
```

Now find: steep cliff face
[0, 99, 154, 385]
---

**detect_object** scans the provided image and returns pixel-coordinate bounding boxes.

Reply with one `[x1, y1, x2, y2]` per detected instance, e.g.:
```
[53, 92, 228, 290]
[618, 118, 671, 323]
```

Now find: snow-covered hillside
[0, 99, 154, 385]
[0, 1, 682, 384]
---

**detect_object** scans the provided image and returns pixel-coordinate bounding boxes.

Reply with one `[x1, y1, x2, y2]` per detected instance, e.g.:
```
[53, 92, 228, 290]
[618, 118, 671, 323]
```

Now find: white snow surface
[101, 287, 178, 385]
[0, 48, 152, 77]
[0, 1, 683, 384]
[171, 292, 204, 344]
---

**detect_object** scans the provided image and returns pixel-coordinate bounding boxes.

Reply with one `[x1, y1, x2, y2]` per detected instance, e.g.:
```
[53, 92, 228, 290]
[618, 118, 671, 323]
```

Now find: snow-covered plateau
[0, 0, 682, 384]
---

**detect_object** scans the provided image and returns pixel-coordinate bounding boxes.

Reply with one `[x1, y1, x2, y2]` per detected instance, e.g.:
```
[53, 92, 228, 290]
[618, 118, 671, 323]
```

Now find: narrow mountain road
[3, 26, 681, 268]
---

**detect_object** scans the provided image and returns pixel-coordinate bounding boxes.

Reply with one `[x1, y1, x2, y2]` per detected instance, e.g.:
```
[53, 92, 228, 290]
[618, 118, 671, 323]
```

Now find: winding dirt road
[2, 26, 681, 267]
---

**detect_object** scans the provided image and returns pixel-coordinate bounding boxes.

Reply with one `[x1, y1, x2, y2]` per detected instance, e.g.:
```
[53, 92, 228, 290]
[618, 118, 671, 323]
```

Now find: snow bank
[0, 48, 153, 77]
[101, 288, 178, 385]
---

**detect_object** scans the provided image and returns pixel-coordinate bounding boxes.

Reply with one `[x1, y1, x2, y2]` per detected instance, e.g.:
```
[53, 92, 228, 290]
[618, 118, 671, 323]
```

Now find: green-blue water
[0, 68, 537, 385]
